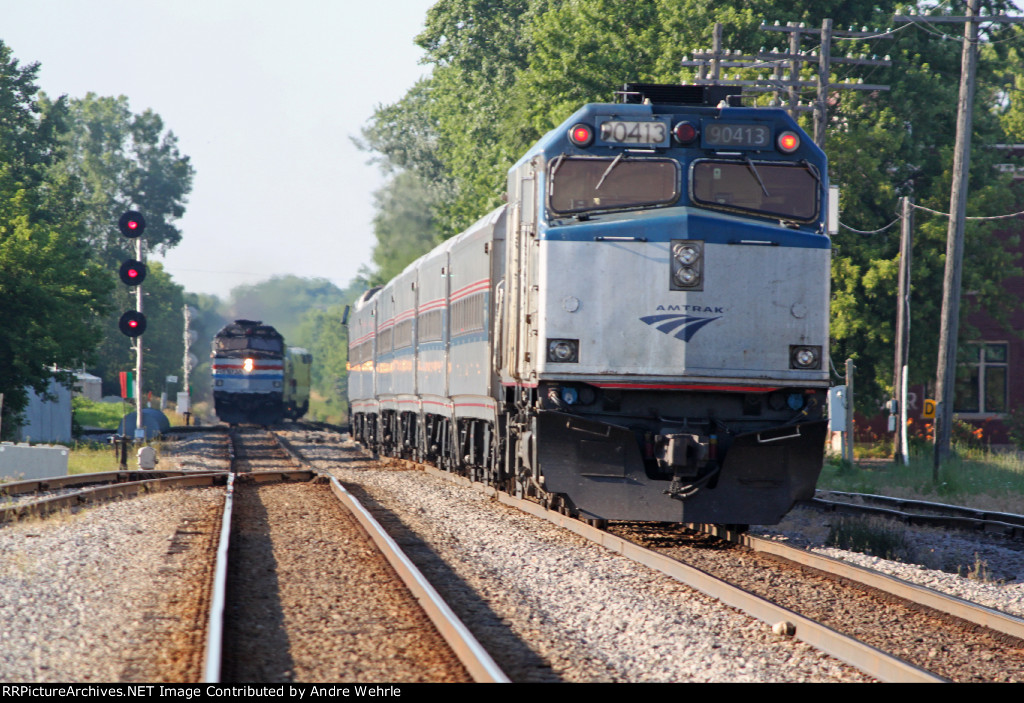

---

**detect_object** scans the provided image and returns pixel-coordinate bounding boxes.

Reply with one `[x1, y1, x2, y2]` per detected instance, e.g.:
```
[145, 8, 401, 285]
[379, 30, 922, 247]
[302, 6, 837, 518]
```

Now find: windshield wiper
[745, 157, 770, 197]
[549, 153, 566, 182]
[595, 153, 625, 191]
[799, 159, 822, 188]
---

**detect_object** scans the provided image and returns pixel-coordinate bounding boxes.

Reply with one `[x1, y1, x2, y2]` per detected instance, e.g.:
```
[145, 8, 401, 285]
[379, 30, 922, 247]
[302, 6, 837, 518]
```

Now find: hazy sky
[1, 0, 435, 298]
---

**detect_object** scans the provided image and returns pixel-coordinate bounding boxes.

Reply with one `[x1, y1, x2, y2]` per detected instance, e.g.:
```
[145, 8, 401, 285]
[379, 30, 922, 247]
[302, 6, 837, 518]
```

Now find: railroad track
[0, 470, 228, 521]
[0, 427, 508, 682]
[616, 521, 1024, 682]
[205, 426, 508, 683]
[333, 448, 1024, 683]
[805, 490, 1024, 540]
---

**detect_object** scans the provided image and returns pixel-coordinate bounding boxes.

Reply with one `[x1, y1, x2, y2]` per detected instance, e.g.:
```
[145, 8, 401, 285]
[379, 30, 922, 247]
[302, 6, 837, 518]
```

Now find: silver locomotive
[349, 85, 830, 526]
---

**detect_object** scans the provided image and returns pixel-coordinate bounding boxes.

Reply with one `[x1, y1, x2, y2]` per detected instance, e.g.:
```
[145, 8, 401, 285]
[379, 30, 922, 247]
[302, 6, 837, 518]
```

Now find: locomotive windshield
[691, 160, 819, 222]
[214, 336, 283, 353]
[548, 156, 679, 215]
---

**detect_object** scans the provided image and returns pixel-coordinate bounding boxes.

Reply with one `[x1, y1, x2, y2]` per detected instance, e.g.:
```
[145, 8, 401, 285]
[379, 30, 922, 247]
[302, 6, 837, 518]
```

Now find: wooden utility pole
[933, 0, 980, 470]
[894, 2, 1024, 468]
[682, 20, 891, 148]
[893, 197, 913, 464]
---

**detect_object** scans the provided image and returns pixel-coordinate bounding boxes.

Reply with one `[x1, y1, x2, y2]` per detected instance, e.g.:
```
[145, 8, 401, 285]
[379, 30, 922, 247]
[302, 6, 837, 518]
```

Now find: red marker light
[777, 131, 800, 153]
[568, 123, 594, 147]
[673, 121, 698, 144]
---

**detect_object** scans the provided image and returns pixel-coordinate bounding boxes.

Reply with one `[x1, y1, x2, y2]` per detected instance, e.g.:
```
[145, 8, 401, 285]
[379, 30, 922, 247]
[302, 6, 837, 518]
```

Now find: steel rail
[0, 470, 219, 497]
[806, 493, 1024, 539]
[326, 476, 510, 683]
[0, 472, 229, 523]
[817, 491, 1024, 525]
[204, 472, 236, 683]
[421, 464, 945, 683]
[725, 529, 1024, 642]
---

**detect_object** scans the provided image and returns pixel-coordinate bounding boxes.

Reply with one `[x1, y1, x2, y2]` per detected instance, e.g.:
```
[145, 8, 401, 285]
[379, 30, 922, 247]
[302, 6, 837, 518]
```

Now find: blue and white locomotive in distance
[212, 319, 311, 425]
[349, 84, 832, 526]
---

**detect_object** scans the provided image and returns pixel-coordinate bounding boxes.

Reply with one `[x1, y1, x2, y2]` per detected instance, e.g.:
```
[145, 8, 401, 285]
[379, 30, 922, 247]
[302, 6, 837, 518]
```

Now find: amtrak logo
[640, 313, 721, 342]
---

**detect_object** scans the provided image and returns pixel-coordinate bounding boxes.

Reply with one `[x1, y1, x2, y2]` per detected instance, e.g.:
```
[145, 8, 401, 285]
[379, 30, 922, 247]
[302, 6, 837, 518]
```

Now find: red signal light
[119, 259, 147, 286]
[119, 210, 146, 238]
[119, 310, 147, 337]
[568, 123, 594, 147]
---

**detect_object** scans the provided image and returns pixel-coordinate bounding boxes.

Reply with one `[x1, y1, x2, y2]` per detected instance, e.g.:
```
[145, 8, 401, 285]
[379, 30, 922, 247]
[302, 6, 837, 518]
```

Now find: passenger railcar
[212, 319, 311, 425]
[349, 84, 831, 526]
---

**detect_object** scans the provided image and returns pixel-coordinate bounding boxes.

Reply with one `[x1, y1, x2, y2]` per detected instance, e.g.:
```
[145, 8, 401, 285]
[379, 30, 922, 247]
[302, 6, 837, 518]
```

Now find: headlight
[670, 239, 703, 291]
[673, 243, 699, 265]
[547, 339, 579, 363]
[674, 267, 699, 287]
[790, 345, 821, 370]
[243, 358, 254, 372]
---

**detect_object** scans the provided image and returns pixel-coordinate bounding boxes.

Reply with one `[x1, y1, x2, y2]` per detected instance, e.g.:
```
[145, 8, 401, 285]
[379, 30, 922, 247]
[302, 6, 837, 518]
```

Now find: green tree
[368, 171, 441, 285]
[0, 42, 113, 437]
[224, 275, 347, 344]
[182, 292, 230, 407]
[42, 93, 194, 267]
[291, 280, 367, 422]
[36, 91, 194, 401]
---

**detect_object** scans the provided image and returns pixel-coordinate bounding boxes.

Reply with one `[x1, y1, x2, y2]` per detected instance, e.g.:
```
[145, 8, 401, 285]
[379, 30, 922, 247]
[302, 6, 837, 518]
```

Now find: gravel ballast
[0, 488, 222, 682]
[283, 431, 872, 682]
[5, 429, 1023, 683]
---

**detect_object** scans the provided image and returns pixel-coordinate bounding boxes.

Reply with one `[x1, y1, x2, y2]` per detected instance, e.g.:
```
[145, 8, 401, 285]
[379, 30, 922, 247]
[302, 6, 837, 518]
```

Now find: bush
[72, 397, 128, 430]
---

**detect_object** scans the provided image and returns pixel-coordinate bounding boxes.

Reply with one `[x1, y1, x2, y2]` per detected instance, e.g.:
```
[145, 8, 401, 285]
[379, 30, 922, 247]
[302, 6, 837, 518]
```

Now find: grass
[827, 516, 913, 561]
[818, 444, 1024, 515]
[67, 441, 127, 474]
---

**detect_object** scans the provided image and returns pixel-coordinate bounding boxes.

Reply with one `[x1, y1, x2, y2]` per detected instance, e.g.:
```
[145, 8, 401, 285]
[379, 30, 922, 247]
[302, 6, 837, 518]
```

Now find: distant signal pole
[118, 210, 147, 440]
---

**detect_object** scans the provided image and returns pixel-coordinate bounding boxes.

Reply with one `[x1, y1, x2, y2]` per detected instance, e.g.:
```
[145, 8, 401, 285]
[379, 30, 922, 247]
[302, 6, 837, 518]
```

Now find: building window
[954, 342, 1008, 414]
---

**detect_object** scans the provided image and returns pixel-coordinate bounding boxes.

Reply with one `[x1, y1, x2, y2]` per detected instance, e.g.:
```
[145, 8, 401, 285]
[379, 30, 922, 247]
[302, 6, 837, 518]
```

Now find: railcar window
[394, 319, 414, 349]
[418, 309, 443, 342]
[451, 292, 486, 337]
[357, 341, 373, 364]
[548, 157, 679, 215]
[691, 160, 819, 222]
[378, 327, 393, 354]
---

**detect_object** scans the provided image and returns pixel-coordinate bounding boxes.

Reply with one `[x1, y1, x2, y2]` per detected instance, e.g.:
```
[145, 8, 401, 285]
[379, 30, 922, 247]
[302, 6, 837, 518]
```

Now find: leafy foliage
[0, 42, 113, 438]
[224, 275, 347, 344]
[42, 93, 194, 267]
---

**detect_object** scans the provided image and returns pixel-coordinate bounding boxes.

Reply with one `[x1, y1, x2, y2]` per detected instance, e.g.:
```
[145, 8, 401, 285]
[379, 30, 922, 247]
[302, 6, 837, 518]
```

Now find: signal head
[119, 211, 146, 238]
[119, 311, 147, 338]
[119, 259, 147, 286]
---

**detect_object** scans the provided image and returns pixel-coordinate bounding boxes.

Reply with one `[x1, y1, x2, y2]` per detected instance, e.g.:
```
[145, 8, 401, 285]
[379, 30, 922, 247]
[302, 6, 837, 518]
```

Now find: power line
[680, 20, 892, 147]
